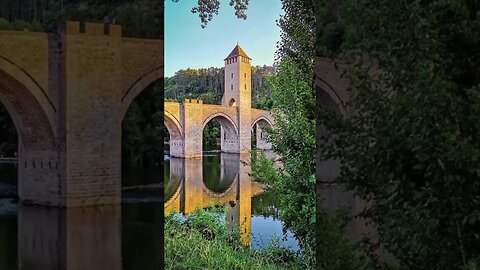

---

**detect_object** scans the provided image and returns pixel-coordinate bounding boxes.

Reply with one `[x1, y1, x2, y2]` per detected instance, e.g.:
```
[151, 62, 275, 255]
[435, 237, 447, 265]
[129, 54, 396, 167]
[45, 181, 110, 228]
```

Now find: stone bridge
[0, 21, 163, 206]
[164, 44, 274, 158]
[165, 101, 274, 158]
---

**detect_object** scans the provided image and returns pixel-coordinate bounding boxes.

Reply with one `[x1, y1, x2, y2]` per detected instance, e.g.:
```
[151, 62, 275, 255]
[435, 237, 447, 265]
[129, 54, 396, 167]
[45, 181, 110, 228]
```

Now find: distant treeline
[165, 65, 275, 109]
[0, 0, 163, 38]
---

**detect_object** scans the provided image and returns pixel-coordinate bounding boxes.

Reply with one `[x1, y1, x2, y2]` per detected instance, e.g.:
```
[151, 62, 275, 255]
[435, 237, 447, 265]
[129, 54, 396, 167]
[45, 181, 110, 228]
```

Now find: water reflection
[164, 153, 298, 249]
[18, 205, 121, 270]
[0, 199, 163, 270]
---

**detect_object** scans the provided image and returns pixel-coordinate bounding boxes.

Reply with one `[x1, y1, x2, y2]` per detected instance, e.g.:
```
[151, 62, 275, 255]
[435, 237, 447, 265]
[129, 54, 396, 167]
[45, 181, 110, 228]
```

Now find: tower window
[245, 84, 246, 89]
[231, 73, 233, 78]
[231, 84, 233, 90]
[244, 73, 246, 78]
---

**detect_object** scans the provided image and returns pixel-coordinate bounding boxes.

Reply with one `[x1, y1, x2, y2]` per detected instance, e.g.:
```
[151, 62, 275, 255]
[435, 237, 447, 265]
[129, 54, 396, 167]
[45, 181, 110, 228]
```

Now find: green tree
[202, 121, 221, 150]
[164, 66, 274, 109]
[252, 0, 317, 268]
[317, 0, 480, 269]
[171, 0, 249, 28]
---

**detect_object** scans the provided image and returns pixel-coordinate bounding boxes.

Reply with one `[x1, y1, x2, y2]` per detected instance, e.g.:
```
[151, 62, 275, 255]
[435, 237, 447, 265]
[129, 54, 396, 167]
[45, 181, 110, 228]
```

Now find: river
[0, 152, 298, 269]
[164, 152, 298, 250]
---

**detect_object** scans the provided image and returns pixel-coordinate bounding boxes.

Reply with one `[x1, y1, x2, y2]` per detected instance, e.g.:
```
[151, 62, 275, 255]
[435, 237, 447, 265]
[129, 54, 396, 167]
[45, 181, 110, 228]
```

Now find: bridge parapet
[61, 21, 122, 37]
[184, 98, 203, 104]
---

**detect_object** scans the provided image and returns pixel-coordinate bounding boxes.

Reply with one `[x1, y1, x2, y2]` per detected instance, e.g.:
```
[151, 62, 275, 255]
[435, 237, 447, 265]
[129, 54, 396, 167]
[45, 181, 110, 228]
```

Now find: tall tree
[317, 0, 480, 269]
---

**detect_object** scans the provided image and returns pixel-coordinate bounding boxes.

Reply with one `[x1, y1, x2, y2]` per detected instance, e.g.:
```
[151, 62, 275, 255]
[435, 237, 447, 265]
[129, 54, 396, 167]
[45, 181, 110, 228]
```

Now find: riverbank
[165, 207, 306, 270]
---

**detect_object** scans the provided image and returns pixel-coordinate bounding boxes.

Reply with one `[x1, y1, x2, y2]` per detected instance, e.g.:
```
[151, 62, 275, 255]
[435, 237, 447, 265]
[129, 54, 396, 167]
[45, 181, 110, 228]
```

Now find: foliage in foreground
[251, 150, 370, 270]
[249, 0, 318, 268]
[164, 207, 305, 270]
[250, 58, 316, 269]
[316, 0, 480, 269]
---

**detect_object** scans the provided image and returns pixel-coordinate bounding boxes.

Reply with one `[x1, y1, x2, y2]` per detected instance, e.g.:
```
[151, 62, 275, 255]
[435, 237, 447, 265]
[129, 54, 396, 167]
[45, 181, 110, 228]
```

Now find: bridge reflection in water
[18, 205, 122, 270]
[164, 153, 264, 245]
[1, 202, 163, 270]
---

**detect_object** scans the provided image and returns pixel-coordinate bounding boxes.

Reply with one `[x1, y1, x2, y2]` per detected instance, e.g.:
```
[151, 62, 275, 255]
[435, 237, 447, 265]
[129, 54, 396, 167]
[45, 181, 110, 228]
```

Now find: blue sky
[165, 0, 283, 77]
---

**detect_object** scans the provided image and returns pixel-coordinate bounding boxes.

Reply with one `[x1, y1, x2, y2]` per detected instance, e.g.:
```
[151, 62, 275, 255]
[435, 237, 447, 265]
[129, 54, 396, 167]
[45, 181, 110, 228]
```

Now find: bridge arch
[315, 58, 351, 116]
[0, 59, 60, 205]
[0, 61, 57, 151]
[164, 111, 182, 140]
[120, 66, 164, 170]
[202, 112, 239, 135]
[120, 66, 164, 119]
[0, 57, 57, 144]
[202, 112, 239, 153]
[251, 116, 274, 129]
[165, 111, 184, 157]
[251, 116, 273, 150]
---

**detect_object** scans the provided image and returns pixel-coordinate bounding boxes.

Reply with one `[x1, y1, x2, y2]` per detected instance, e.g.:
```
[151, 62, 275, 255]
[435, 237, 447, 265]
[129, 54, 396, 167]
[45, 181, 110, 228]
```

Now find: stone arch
[164, 111, 182, 141]
[202, 112, 238, 135]
[202, 112, 239, 153]
[251, 116, 274, 129]
[120, 66, 163, 119]
[316, 58, 351, 186]
[0, 56, 57, 141]
[164, 111, 183, 157]
[316, 84, 344, 115]
[0, 61, 60, 205]
[315, 58, 351, 116]
[251, 117, 273, 150]
[0, 66, 56, 151]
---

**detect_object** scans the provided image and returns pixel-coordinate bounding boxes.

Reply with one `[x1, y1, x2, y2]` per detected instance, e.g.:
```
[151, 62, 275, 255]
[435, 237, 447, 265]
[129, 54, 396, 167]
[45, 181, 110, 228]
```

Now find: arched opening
[0, 103, 18, 193]
[229, 98, 236, 107]
[203, 113, 239, 154]
[121, 78, 163, 200]
[251, 117, 273, 150]
[203, 121, 221, 151]
[316, 85, 343, 115]
[201, 114, 240, 196]
[0, 66, 58, 206]
[0, 101, 18, 268]
[164, 113, 183, 155]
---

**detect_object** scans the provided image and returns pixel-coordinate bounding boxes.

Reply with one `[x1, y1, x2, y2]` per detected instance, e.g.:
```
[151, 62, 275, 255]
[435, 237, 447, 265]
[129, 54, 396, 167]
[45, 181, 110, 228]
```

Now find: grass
[165, 206, 306, 270]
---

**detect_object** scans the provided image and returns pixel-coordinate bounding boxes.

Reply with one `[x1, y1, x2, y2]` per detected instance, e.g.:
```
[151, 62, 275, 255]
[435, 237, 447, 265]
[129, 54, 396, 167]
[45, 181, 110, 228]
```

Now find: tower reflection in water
[164, 153, 264, 245]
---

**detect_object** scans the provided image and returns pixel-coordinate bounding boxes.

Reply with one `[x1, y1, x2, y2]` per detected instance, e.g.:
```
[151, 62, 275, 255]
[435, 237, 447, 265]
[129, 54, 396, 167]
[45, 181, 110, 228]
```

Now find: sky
[165, 0, 283, 77]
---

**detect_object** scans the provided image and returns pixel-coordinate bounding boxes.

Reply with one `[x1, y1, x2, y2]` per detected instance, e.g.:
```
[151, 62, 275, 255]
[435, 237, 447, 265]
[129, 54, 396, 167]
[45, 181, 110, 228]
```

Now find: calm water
[164, 153, 299, 250]
[0, 162, 163, 270]
[0, 152, 299, 269]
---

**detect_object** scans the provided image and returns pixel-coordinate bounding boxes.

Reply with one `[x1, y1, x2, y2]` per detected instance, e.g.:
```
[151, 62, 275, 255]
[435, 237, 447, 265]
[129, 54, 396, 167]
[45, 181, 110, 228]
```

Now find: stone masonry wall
[63, 22, 123, 206]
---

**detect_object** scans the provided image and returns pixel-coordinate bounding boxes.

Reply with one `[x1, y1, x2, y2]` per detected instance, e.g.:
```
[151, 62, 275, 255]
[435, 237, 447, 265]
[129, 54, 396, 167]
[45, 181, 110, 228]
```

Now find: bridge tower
[222, 44, 252, 153]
